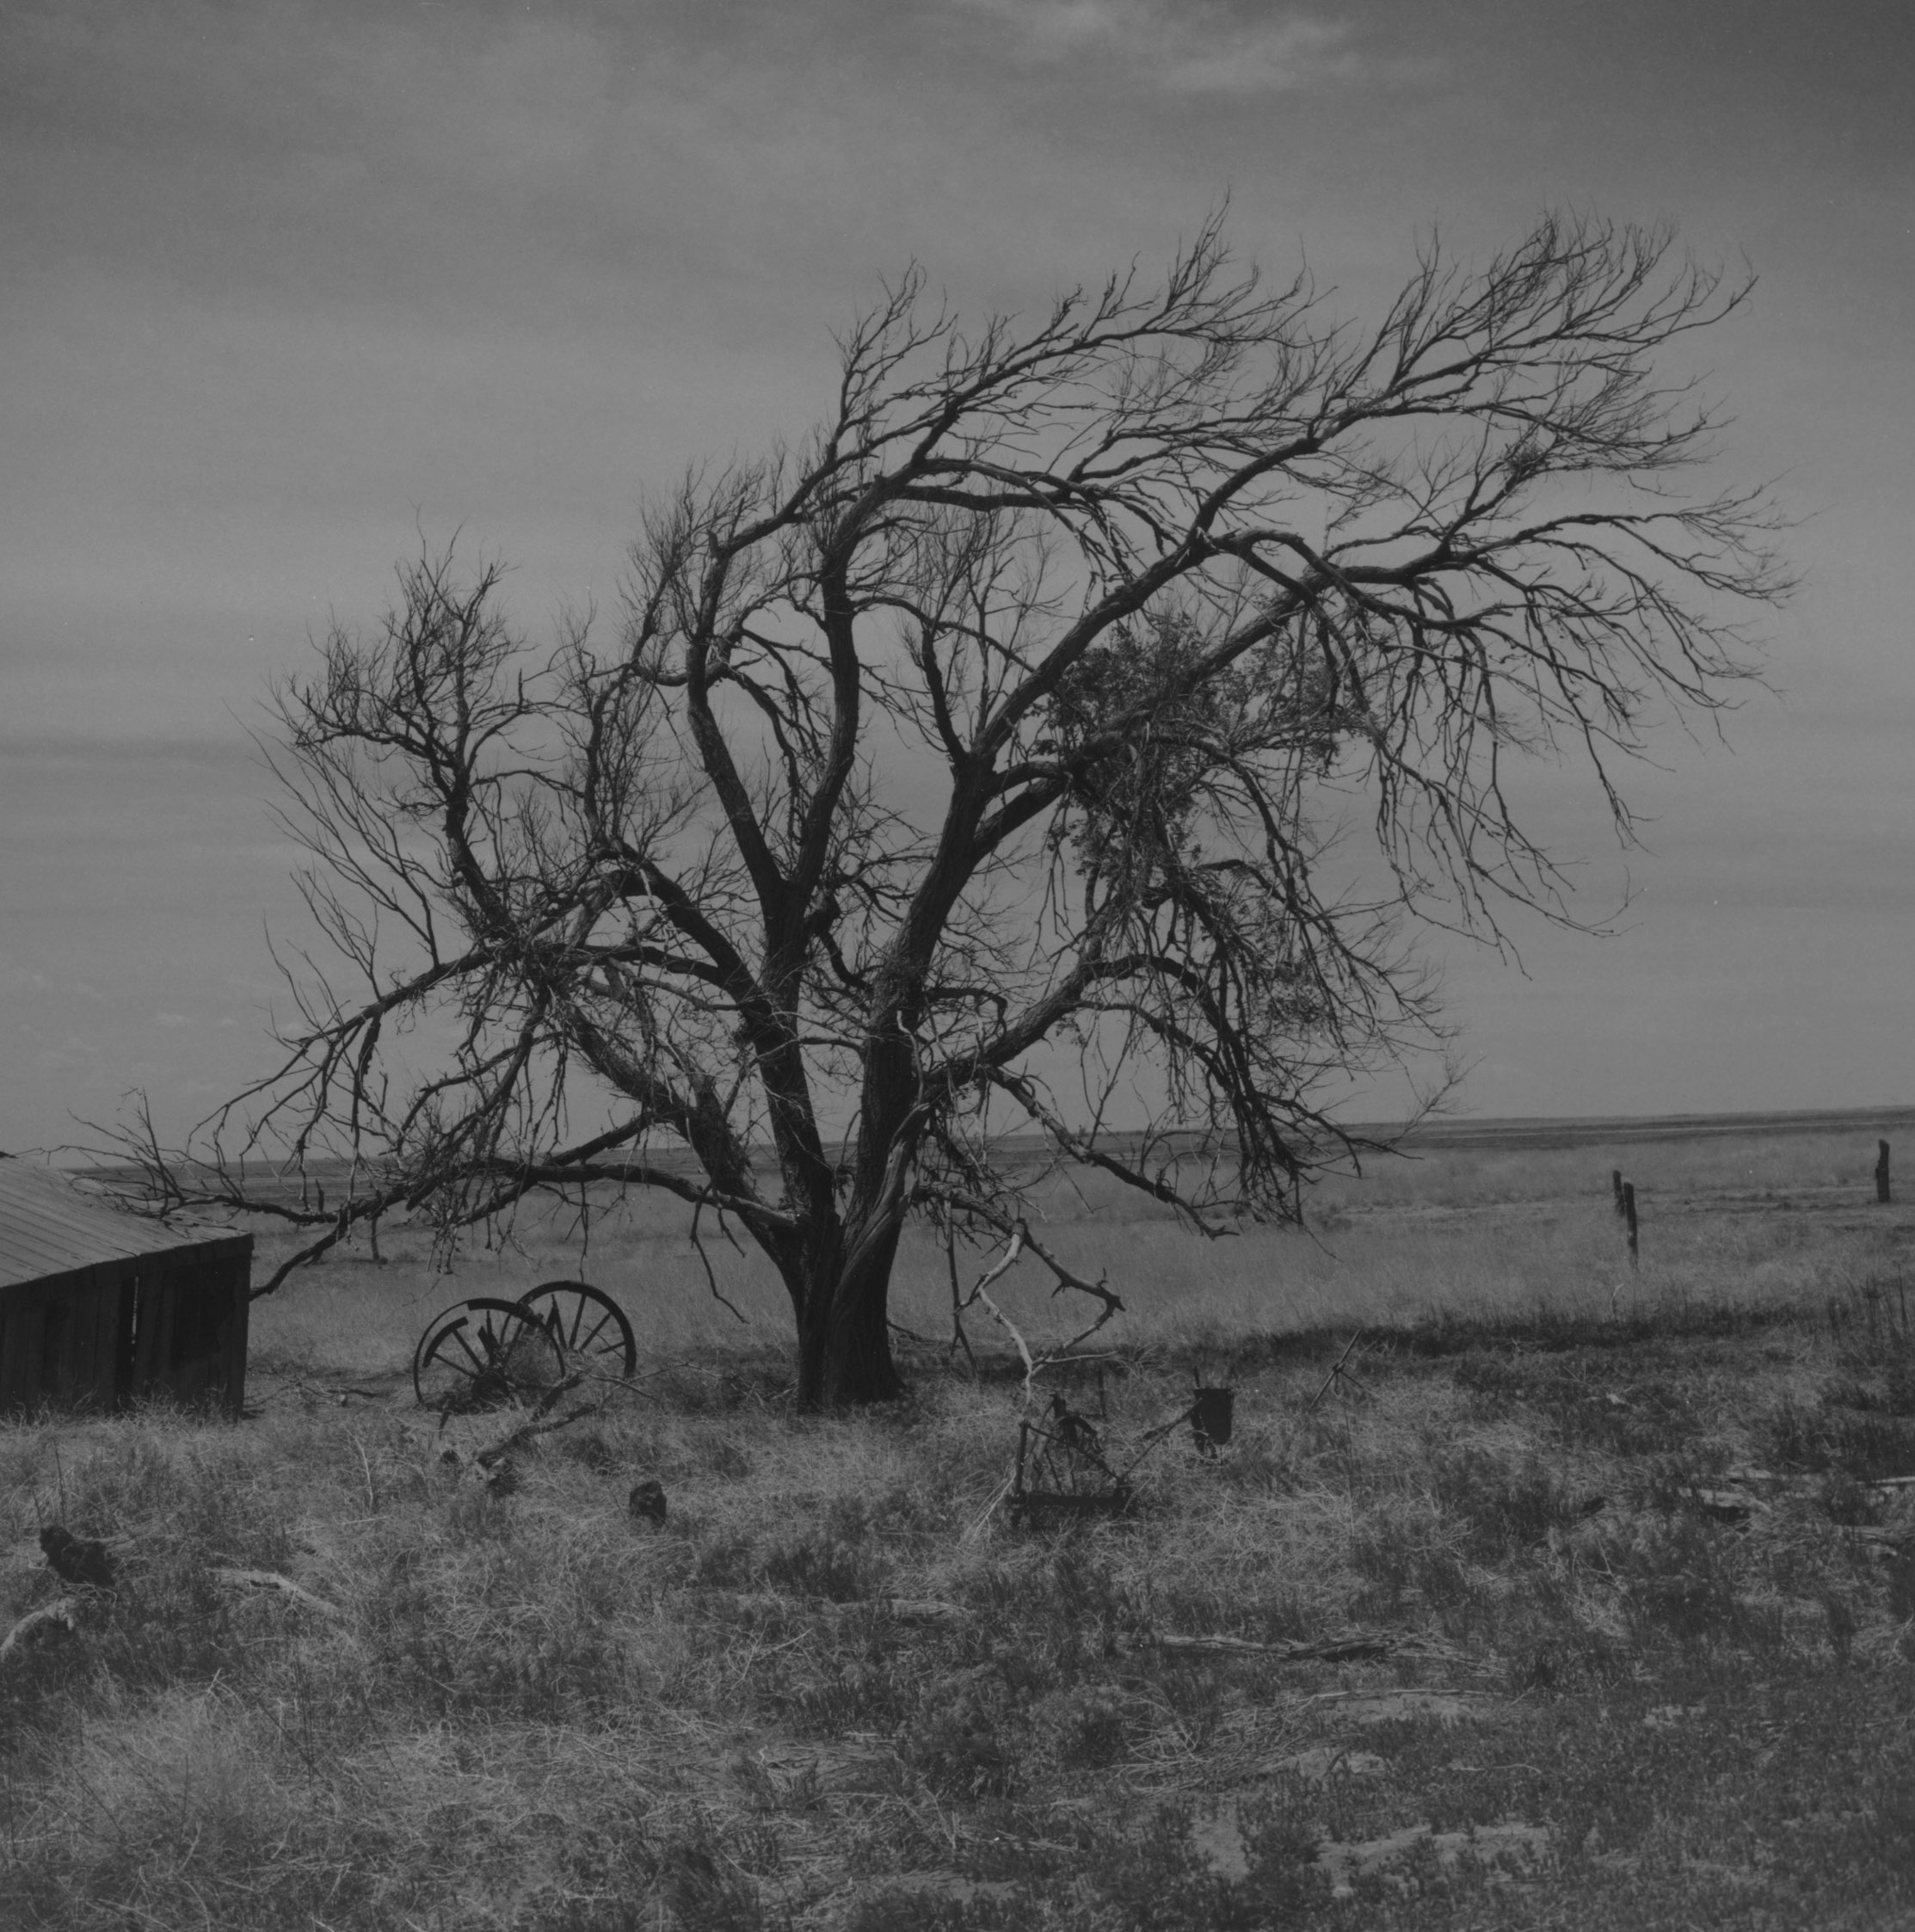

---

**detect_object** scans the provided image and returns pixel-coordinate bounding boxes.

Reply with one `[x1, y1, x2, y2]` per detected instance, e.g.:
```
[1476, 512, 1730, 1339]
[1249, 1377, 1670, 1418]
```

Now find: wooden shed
[0, 1158, 252, 1416]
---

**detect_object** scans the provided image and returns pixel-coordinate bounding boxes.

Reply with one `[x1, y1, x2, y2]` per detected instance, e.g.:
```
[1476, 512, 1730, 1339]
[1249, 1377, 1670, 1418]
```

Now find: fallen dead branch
[1690, 1487, 1764, 1524]
[473, 1372, 591, 1468]
[296, 1381, 389, 1404]
[1149, 1627, 1422, 1664]
[958, 1225, 1038, 1384]
[1715, 1466, 1915, 1495]
[0, 1598, 80, 1665]
[691, 1591, 963, 1627]
[210, 1568, 349, 1622]
[937, 1207, 1126, 1389]
[885, 1597, 965, 1627]
[1846, 1526, 1910, 1560]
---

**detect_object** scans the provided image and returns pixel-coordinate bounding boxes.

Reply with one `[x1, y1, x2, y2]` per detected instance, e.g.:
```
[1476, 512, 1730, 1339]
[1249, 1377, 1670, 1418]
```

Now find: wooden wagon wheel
[515, 1280, 638, 1381]
[412, 1295, 568, 1411]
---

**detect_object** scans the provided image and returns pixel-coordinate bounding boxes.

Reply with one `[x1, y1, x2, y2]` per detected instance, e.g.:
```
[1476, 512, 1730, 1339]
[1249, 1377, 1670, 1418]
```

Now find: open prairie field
[9, 1112, 1915, 1928]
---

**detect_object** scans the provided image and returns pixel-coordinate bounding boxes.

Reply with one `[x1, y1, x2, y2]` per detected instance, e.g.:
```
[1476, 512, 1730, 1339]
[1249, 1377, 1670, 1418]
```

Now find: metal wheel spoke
[414, 1296, 563, 1410]
[517, 1282, 637, 1380]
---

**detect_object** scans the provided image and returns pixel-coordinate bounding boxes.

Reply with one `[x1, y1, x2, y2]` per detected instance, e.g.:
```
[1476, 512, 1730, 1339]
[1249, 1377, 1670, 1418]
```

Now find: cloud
[954, 0, 1364, 93]
[152, 1012, 194, 1028]
[34, 1037, 100, 1071]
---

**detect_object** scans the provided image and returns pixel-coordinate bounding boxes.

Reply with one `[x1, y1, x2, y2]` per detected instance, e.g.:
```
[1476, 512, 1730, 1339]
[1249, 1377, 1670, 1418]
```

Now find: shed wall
[0, 1262, 135, 1412]
[131, 1244, 252, 1414]
[0, 1238, 251, 1415]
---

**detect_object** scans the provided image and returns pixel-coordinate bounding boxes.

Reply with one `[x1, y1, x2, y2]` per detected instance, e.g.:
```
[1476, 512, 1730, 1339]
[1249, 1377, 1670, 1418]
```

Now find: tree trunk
[790, 1227, 904, 1409]
[824, 1217, 906, 1406]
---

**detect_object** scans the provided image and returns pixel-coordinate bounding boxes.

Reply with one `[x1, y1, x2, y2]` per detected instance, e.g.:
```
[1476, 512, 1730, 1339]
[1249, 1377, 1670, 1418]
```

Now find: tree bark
[789, 1227, 904, 1409]
[822, 1219, 906, 1406]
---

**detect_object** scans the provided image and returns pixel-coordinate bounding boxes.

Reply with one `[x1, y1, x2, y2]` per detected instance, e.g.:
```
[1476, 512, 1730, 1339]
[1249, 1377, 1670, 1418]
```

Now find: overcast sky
[3, 0, 1912, 1154]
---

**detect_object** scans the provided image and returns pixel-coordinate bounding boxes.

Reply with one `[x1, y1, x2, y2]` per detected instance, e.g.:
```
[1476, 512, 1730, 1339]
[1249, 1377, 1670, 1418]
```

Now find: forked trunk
[779, 1012, 920, 1407]
[791, 1224, 904, 1409]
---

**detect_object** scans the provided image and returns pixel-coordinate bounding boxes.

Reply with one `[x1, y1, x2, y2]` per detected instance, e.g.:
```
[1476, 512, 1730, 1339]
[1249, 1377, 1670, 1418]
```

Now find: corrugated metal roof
[0, 1160, 246, 1291]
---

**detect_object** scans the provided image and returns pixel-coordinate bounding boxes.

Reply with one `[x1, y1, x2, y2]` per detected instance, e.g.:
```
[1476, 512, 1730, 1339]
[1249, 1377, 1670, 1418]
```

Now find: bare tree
[116, 212, 1788, 1406]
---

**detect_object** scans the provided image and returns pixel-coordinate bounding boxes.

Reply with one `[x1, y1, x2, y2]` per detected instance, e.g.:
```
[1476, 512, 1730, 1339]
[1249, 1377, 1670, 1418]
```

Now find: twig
[1023, 1224, 1124, 1331]
[687, 1191, 749, 1324]
[209, 1570, 348, 1623]
[0, 1598, 80, 1665]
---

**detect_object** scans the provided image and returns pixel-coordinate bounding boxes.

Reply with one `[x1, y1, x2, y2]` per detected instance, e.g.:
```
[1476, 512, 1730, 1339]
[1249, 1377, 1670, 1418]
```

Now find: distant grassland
[251, 1113, 1915, 1380]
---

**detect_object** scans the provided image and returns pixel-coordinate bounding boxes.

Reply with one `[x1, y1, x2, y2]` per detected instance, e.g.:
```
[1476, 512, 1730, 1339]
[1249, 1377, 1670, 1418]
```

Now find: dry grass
[6, 1123, 1915, 1926]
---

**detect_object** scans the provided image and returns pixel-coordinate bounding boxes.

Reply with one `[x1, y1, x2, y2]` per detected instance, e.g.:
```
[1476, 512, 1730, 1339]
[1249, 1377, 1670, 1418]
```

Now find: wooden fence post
[1611, 1170, 1626, 1217]
[1622, 1181, 1639, 1271]
[1876, 1140, 1892, 1205]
